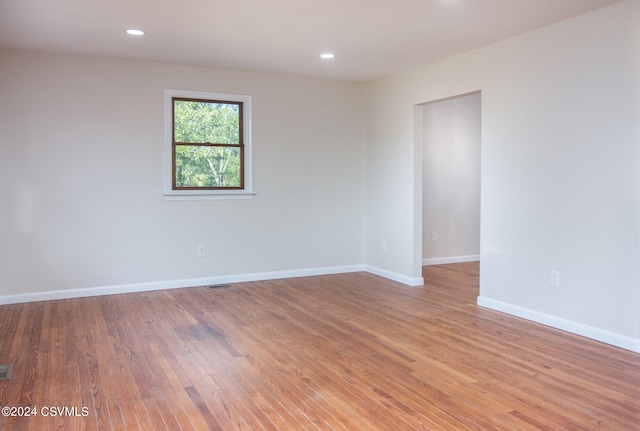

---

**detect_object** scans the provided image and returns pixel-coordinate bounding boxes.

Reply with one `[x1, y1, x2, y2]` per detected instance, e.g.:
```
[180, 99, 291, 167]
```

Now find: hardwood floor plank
[184, 385, 224, 431]
[0, 262, 638, 430]
[105, 398, 127, 431]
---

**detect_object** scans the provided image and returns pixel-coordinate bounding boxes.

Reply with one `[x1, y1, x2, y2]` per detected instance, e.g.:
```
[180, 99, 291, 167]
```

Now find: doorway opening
[419, 91, 481, 272]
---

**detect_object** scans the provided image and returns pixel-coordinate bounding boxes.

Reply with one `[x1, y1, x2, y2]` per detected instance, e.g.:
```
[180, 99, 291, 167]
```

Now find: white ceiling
[0, 0, 623, 82]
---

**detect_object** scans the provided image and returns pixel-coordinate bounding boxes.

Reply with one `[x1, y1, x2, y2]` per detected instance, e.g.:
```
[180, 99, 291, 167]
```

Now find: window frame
[164, 89, 254, 200]
[172, 97, 244, 190]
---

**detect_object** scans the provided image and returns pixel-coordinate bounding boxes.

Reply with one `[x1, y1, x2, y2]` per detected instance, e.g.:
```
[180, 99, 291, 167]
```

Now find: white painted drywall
[0, 50, 367, 296]
[366, 0, 640, 348]
[422, 93, 481, 262]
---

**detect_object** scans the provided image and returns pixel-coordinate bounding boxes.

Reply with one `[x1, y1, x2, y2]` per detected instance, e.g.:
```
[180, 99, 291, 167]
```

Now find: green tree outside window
[173, 98, 243, 189]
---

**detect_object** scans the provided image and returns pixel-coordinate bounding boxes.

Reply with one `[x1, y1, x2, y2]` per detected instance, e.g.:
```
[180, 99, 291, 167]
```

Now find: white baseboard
[0, 265, 367, 306]
[366, 265, 424, 286]
[422, 255, 480, 266]
[0, 264, 426, 306]
[477, 296, 640, 353]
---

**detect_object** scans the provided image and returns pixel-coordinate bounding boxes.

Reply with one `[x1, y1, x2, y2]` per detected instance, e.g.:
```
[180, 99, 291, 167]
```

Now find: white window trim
[163, 89, 255, 200]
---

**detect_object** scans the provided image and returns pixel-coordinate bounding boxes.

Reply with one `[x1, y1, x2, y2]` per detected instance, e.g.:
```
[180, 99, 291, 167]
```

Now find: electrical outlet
[550, 270, 560, 288]
[382, 240, 388, 252]
[198, 245, 206, 257]
[431, 232, 437, 242]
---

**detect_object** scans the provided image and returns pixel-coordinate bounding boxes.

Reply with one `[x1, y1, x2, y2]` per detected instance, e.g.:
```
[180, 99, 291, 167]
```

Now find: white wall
[0, 50, 367, 299]
[366, 0, 640, 350]
[422, 92, 480, 264]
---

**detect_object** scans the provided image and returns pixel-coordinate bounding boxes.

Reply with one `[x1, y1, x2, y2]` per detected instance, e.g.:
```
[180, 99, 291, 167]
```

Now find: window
[164, 89, 253, 200]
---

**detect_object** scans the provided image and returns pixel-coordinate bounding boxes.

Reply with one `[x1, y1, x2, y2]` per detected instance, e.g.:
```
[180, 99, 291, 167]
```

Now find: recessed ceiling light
[126, 29, 145, 36]
[320, 53, 336, 59]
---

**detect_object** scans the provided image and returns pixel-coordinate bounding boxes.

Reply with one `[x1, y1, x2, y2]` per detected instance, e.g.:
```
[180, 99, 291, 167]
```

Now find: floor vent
[206, 284, 232, 290]
[0, 364, 12, 380]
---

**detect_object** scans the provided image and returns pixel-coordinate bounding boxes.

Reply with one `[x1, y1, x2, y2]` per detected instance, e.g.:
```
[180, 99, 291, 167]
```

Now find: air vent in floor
[0, 364, 12, 380]
[206, 284, 232, 289]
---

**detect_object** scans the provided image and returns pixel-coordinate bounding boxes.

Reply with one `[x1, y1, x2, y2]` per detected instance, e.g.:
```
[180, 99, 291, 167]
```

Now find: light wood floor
[0, 262, 638, 430]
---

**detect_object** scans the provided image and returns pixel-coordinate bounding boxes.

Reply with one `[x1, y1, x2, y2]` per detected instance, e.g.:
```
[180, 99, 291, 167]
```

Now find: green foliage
[174, 99, 242, 188]
[176, 146, 240, 188]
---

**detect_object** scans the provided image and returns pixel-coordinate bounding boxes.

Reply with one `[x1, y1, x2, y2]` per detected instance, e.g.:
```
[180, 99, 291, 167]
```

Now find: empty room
[1, 0, 639, 430]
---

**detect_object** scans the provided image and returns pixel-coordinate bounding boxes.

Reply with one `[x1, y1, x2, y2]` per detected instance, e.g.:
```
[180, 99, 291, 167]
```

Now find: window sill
[163, 190, 256, 201]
